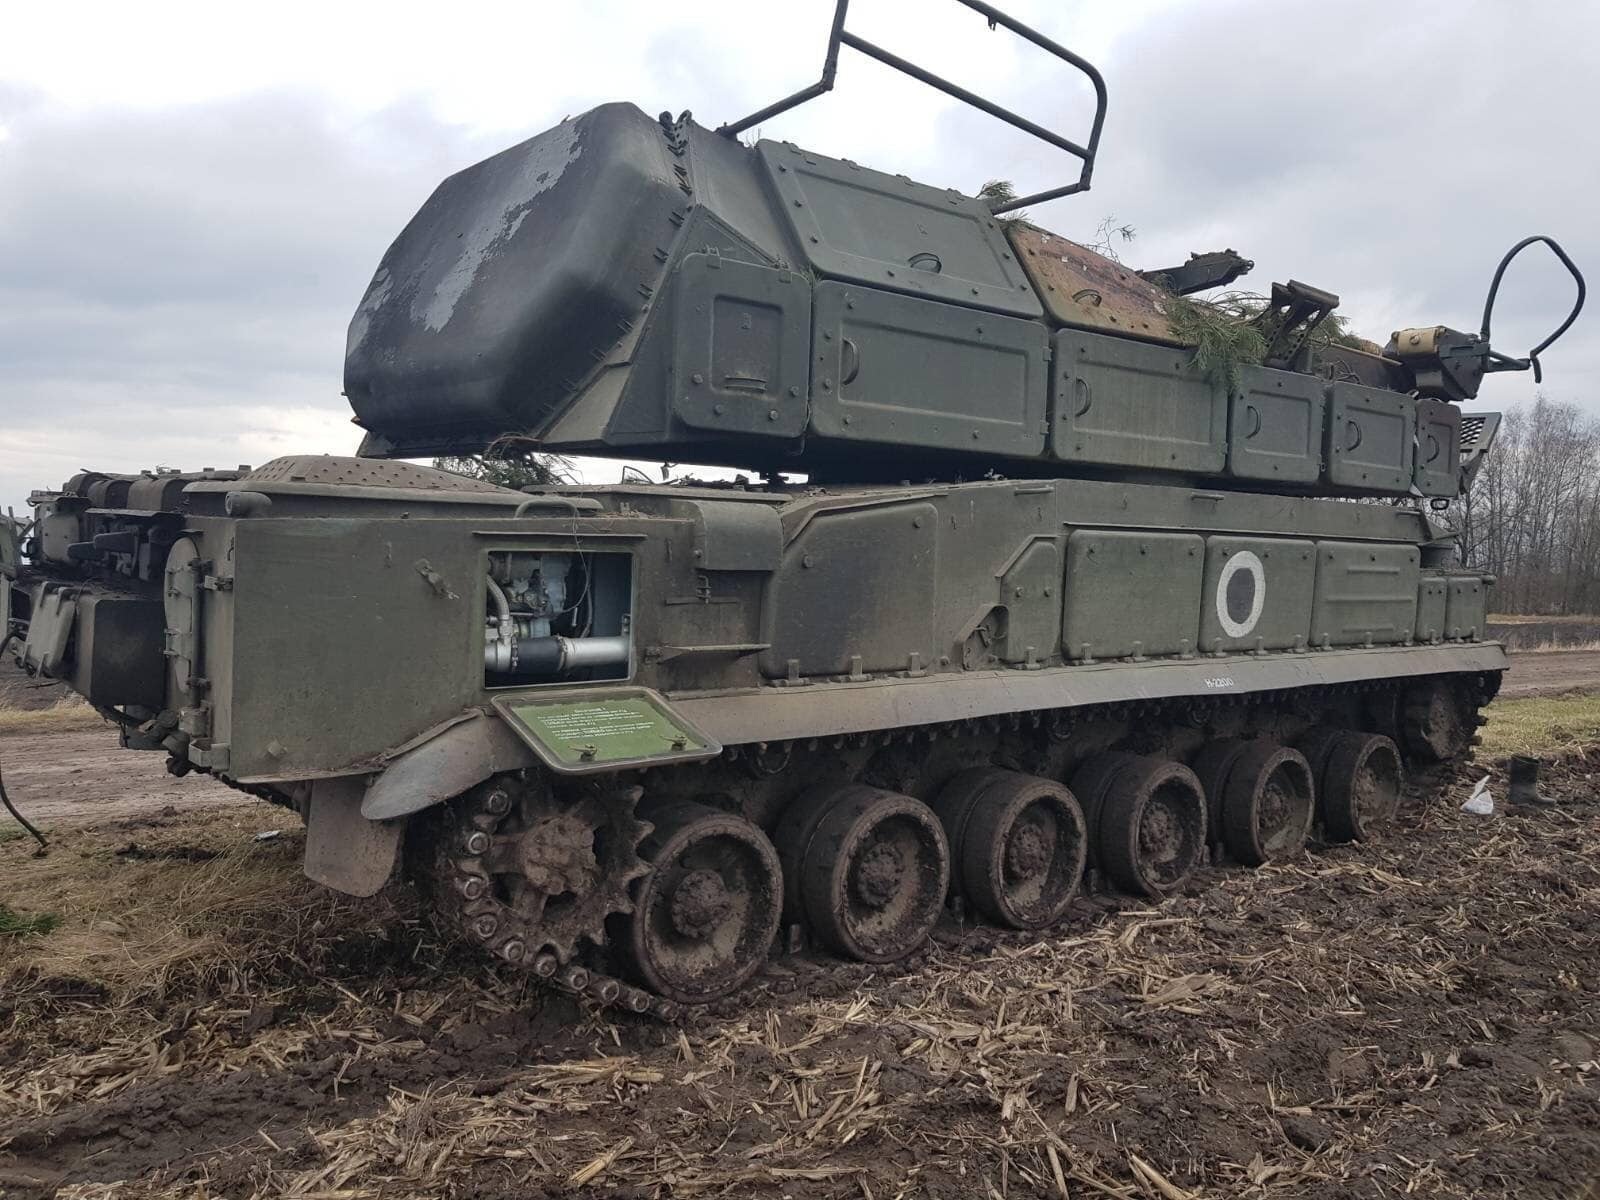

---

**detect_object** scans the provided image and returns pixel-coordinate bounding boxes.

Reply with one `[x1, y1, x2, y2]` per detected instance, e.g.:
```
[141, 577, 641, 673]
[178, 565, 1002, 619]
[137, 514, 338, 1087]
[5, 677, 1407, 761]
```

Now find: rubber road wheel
[788, 786, 949, 963]
[622, 801, 782, 1005]
[1321, 732, 1404, 842]
[1068, 752, 1142, 868]
[1097, 757, 1207, 897]
[1190, 738, 1251, 845]
[933, 769, 1086, 930]
[1220, 742, 1314, 865]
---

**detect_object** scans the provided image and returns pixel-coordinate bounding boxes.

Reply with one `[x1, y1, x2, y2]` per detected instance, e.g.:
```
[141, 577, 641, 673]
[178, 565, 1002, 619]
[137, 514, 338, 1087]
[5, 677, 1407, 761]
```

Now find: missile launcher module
[3, 1, 1585, 1010]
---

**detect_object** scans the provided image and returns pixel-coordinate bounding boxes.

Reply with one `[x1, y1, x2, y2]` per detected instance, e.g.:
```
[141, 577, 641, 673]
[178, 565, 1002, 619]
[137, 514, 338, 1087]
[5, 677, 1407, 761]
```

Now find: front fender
[360, 710, 535, 820]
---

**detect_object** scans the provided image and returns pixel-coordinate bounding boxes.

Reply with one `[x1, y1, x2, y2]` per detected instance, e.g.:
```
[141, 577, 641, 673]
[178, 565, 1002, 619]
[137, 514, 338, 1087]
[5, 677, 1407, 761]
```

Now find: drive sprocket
[424, 773, 652, 968]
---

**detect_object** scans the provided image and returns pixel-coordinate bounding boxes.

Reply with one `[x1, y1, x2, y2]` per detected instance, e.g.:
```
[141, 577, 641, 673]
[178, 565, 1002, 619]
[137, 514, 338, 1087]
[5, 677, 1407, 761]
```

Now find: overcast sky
[2, 0, 1594, 512]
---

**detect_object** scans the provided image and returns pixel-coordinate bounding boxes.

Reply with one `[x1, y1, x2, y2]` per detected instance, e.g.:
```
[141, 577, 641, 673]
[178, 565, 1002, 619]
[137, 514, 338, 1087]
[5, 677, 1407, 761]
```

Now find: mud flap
[304, 775, 402, 898]
[360, 710, 533, 821]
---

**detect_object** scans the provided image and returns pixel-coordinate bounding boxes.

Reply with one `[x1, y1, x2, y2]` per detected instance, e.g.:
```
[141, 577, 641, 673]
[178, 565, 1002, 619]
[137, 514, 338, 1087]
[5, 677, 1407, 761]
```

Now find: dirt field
[1499, 649, 1600, 698]
[3, 656, 1599, 1198]
[0, 730, 244, 828]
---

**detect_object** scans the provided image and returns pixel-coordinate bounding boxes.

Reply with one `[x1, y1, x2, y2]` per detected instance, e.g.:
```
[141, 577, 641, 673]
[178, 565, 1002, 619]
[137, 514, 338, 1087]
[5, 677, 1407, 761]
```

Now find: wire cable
[0, 748, 48, 853]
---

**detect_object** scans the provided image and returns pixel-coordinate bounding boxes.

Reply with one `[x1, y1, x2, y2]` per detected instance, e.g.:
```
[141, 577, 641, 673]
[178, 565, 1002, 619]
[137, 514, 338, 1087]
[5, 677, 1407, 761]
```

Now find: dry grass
[1479, 692, 1600, 760]
[0, 810, 343, 1009]
[0, 697, 105, 734]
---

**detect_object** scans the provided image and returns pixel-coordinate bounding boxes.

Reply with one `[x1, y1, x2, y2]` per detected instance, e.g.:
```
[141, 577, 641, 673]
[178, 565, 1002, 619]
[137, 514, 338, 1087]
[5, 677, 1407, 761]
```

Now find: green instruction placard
[506, 695, 708, 768]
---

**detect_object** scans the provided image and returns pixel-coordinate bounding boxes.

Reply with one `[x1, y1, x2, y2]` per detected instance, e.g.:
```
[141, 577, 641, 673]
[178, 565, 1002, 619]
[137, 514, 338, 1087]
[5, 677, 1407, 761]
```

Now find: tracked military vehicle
[3, 1, 1587, 1013]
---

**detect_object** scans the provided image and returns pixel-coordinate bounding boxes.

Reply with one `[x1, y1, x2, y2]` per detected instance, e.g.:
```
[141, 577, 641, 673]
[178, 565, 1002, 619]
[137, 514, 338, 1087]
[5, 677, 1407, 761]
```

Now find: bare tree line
[1455, 396, 1600, 615]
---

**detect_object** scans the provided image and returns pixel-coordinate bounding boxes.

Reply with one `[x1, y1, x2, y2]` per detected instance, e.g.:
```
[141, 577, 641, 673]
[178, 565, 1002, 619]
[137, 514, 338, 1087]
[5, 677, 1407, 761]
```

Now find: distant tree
[432, 453, 571, 491]
[1451, 395, 1600, 615]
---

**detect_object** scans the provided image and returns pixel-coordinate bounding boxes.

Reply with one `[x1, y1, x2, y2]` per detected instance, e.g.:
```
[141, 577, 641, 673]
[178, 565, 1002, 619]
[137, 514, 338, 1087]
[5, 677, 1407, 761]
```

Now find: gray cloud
[0, 93, 510, 507]
[2, 0, 1595, 513]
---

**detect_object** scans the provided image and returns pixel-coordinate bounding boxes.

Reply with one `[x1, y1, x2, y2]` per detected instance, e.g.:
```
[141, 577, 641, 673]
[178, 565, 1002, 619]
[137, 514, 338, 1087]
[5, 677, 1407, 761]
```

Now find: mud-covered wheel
[1220, 743, 1314, 866]
[1067, 752, 1143, 868]
[620, 801, 781, 1005]
[1402, 679, 1476, 763]
[1097, 758, 1207, 897]
[931, 769, 1086, 930]
[778, 784, 948, 963]
[1189, 738, 1251, 844]
[1321, 732, 1404, 842]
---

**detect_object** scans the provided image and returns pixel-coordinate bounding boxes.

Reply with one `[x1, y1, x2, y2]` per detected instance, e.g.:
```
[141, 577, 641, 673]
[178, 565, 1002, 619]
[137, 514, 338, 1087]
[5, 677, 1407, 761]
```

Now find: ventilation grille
[246, 456, 518, 494]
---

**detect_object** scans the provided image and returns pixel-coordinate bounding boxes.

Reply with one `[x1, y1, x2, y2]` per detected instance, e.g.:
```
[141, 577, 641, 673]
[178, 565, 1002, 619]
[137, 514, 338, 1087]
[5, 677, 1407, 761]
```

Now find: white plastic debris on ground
[1461, 775, 1495, 815]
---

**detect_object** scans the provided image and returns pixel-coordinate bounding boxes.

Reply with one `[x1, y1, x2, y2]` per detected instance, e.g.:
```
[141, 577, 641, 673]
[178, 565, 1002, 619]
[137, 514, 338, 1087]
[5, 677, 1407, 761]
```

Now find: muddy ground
[1, 746, 1598, 1198]
[3, 655, 1600, 1197]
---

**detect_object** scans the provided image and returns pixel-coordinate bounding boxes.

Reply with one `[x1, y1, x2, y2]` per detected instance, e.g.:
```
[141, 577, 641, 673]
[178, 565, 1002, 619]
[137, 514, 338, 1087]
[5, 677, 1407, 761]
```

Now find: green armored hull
[4, 0, 1584, 1010]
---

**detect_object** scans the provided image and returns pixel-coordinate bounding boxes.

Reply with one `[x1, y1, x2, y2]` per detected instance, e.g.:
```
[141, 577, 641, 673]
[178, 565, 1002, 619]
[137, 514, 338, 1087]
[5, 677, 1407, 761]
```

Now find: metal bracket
[1253, 280, 1339, 371]
[717, 0, 1107, 211]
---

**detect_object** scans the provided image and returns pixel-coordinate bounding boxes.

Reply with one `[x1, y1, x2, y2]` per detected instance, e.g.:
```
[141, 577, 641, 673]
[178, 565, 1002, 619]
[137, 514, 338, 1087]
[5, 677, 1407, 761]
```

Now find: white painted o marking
[1216, 550, 1266, 640]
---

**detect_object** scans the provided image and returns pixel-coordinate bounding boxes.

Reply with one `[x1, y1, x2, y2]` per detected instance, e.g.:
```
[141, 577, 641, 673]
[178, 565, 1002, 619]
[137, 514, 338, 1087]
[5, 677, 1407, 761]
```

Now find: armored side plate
[492, 687, 722, 774]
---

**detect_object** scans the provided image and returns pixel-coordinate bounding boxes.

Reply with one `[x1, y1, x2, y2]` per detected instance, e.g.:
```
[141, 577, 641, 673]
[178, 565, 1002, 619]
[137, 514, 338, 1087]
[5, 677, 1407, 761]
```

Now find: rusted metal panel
[1009, 224, 1183, 344]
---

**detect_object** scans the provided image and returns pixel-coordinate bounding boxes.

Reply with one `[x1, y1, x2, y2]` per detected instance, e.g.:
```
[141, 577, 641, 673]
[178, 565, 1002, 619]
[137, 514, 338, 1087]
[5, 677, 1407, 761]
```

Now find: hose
[0, 749, 48, 853]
